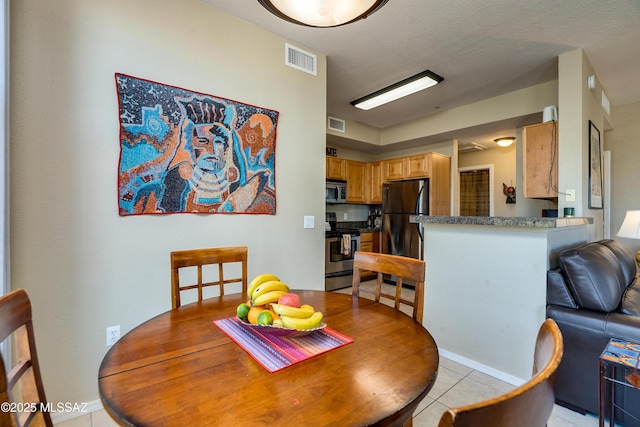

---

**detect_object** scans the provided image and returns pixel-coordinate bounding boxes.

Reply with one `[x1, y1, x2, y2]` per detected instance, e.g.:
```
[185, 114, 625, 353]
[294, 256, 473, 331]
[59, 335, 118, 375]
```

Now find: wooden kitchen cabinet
[358, 231, 381, 280]
[346, 160, 366, 203]
[405, 154, 431, 178]
[360, 232, 374, 252]
[360, 232, 381, 252]
[428, 153, 452, 216]
[523, 122, 558, 198]
[381, 157, 405, 181]
[325, 153, 450, 213]
[326, 156, 346, 180]
[366, 162, 382, 204]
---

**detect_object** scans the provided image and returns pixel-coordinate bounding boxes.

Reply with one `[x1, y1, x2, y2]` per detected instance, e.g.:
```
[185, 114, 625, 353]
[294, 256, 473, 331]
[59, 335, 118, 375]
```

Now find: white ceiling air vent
[285, 43, 317, 76]
[458, 142, 487, 153]
[328, 116, 346, 133]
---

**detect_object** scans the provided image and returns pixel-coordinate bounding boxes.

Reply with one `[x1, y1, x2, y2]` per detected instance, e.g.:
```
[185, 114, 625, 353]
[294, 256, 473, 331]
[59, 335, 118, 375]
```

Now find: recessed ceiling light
[351, 70, 444, 110]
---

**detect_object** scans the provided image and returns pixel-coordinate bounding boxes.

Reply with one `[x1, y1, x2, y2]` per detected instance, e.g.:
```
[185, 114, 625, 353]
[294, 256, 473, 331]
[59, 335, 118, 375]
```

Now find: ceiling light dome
[257, 0, 389, 27]
[494, 137, 516, 147]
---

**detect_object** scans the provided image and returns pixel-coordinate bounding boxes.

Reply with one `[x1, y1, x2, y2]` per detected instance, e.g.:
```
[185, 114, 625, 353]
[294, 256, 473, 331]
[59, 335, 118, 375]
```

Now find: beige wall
[558, 49, 607, 239]
[605, 101, 640, 251]
[10, 0, 327, 407]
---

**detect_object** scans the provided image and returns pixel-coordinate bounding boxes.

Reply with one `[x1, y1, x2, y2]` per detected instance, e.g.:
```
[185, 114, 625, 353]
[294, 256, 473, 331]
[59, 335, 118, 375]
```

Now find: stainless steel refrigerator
[382, 179, 429, 260]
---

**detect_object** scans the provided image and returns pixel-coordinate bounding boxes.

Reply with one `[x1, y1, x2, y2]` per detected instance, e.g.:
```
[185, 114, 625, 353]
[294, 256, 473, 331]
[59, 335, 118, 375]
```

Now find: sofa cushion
[621, 280, 640, 316]
[599, 239, 637, 286]
[547, 269, 578, 308]
[559, 242, 626, 312]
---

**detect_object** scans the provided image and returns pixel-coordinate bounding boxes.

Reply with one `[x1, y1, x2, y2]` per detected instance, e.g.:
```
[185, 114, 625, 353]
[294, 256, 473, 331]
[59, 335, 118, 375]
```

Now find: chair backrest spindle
[171, 246, 248, 309]
[351, 251, 426, 323]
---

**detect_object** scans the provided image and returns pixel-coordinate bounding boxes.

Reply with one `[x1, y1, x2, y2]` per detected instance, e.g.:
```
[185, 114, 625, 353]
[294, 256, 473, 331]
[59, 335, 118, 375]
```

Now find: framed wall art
[588, 120, 603, 209]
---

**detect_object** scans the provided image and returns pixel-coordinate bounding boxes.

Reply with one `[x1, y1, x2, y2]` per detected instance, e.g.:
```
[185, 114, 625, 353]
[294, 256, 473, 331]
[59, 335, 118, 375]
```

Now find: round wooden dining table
[98, 290, 439, 426]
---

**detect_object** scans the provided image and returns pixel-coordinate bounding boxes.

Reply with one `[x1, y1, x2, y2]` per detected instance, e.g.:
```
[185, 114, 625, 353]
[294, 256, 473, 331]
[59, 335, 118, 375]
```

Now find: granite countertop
[410, 215, 593, 228]
[358, 227, 383, 233]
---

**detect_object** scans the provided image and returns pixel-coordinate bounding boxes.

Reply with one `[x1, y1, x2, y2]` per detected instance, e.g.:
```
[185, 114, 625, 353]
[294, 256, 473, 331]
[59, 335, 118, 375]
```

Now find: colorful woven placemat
[214, 317, 353, 373]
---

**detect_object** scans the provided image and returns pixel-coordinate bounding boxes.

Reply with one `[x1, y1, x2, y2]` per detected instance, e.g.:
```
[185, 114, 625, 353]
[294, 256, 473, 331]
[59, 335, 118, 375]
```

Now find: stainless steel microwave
[326, 181, 347, 203]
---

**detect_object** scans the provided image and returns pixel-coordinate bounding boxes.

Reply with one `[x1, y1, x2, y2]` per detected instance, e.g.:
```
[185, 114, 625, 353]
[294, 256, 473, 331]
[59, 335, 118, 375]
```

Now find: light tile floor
[57, 282, 602, 426]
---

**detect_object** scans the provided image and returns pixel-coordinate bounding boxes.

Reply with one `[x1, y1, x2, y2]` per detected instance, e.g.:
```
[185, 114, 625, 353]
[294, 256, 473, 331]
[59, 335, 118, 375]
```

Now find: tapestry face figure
[185, 122, 236, 205]
[160, 97, 245, 212]
[192, 124, 230, 173]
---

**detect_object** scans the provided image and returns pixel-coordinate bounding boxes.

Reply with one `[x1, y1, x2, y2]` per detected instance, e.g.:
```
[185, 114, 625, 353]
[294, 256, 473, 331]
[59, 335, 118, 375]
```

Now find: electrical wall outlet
[106, 325, 120, 346]
[565, 189, 576, 202]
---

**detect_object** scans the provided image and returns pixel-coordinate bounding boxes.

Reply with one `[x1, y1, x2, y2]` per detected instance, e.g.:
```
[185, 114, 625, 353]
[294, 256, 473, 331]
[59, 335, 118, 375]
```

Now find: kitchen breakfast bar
[411, 215, 593, 384]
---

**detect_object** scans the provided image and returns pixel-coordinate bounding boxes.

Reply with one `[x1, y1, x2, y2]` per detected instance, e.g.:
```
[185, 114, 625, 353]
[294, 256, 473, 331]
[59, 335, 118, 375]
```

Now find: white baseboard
[438, 348, 526, 387]
[50, 399, 103, 424]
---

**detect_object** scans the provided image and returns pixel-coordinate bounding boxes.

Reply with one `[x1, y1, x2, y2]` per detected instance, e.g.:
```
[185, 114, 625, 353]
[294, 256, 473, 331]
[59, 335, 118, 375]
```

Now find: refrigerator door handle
[415, 186, 424, 242]
[414, 185, 423, 215]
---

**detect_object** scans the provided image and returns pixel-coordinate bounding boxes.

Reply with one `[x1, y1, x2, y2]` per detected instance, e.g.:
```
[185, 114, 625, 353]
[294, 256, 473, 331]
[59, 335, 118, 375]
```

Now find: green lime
[257, 311, 273, 326]
[236, 303, 250, 320]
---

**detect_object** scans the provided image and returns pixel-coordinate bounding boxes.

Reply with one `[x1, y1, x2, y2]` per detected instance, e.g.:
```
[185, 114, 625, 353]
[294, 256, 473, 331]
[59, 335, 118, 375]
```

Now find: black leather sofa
[547, 239, 640, 426]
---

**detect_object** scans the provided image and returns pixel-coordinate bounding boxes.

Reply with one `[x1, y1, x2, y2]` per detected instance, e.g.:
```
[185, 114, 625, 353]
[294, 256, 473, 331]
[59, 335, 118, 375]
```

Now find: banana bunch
[247, 274, 290, 305]
[247, 273, 280, 298]
[240, 273, 324, 330]
[271, 303, 324, 330]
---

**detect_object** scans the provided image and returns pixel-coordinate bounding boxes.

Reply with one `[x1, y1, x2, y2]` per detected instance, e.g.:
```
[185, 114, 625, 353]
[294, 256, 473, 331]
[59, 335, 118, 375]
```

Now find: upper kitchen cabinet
[381, 153, 451, 215]
[382, 153, 450, 182]
[366, 162, 383, 204]
[523, 122, 558, 198]
[346, 160, 366, 203]
[405, 154, 432, 178]
[326, 156, 346, 180]
[381, 157, 405, 181]
[325, 152, 450, 212]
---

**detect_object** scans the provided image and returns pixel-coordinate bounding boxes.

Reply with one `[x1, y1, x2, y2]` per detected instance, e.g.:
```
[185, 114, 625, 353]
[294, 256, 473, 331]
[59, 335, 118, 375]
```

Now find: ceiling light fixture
[494, 137, 516, 147]
[257, 0, 389, 28]
[351, 70, 444, 111]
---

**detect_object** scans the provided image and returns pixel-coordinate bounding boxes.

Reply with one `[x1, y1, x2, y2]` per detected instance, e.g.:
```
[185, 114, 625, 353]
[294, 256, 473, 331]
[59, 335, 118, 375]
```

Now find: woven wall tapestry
[116, 73, 278, 215]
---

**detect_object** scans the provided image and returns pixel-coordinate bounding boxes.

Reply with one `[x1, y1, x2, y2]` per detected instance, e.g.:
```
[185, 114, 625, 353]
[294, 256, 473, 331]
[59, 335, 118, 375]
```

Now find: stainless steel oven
[325, 230, 360, 291]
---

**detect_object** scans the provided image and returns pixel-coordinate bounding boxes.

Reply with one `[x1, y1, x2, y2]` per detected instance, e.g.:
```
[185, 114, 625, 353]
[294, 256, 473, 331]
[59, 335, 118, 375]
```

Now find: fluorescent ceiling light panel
[351, 70, 444, 110]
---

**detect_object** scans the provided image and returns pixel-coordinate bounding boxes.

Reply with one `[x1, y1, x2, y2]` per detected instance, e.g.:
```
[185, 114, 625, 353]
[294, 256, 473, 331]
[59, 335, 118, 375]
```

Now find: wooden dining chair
[351, 251, 426, 323]
[0, 289, 53, 427]
[437, 318, 564, 427]
[171, 246, 248, 309]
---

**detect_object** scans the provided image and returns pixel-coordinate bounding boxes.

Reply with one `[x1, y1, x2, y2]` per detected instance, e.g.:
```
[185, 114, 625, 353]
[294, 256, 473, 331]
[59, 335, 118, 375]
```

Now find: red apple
[278, 293, 300, 308]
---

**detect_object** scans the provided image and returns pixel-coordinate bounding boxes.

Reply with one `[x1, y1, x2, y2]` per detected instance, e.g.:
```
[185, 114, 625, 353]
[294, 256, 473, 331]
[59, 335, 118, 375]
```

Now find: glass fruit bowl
[238, 317, 326, 337]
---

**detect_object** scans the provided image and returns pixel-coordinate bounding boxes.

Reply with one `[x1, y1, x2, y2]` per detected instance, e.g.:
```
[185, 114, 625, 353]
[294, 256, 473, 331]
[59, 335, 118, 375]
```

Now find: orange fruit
[247, 306, 267, 324]
[269, 310, 280, 321]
